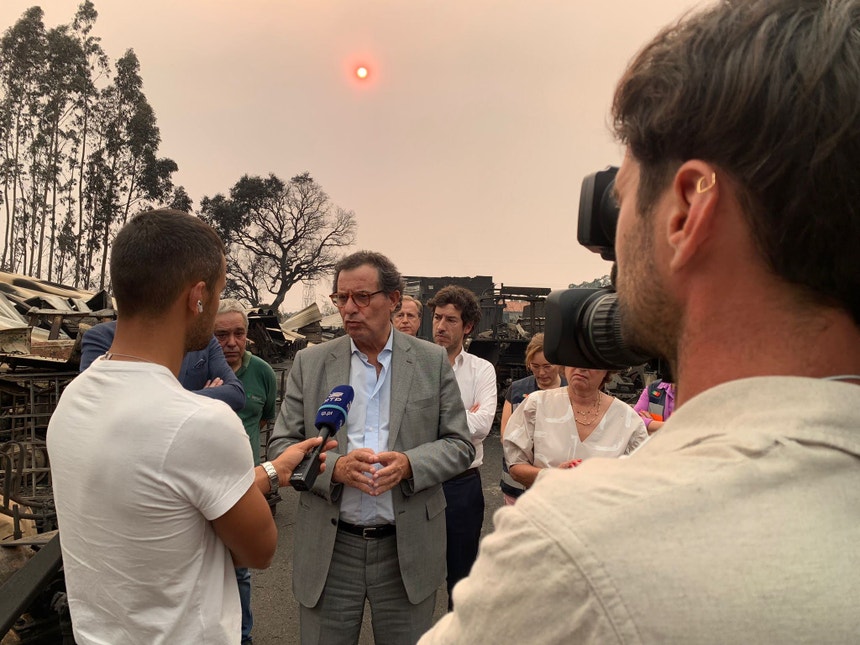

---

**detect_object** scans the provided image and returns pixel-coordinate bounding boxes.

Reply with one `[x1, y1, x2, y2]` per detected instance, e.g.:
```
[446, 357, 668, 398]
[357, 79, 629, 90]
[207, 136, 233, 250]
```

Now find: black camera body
[544, 167, 653, 370]
[577, 167, 621, 262]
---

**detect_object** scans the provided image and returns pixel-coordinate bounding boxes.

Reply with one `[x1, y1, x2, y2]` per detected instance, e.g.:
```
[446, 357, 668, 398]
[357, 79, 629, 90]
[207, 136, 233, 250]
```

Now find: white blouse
[503, 387, 647, 468]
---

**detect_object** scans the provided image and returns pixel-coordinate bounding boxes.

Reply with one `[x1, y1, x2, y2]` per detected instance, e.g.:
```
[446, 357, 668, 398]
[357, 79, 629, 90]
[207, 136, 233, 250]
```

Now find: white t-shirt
[47, 359, 255, 645]
[503, 387, 647, 468]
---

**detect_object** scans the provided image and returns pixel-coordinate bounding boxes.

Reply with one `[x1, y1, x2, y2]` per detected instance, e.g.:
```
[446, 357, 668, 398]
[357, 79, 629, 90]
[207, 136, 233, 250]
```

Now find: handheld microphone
[289, 385, 354, 491]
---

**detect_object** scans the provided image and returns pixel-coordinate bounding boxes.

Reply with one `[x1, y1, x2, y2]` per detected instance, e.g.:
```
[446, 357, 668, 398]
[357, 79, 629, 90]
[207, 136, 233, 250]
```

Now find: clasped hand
[333, 448, 412, 496]
[558, 459, 583, 469]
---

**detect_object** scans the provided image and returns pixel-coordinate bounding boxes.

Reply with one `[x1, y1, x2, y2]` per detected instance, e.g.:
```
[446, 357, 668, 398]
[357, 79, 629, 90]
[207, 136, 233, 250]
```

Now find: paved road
[250, 428, 507, 644]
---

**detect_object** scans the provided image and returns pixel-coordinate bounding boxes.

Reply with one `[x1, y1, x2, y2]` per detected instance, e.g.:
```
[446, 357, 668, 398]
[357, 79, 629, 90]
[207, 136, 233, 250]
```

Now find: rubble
[0, 271, 112, 370]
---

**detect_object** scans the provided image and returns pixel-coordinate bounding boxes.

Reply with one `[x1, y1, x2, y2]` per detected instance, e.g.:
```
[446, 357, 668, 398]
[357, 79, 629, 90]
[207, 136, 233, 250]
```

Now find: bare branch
[199, 173, 357, 310]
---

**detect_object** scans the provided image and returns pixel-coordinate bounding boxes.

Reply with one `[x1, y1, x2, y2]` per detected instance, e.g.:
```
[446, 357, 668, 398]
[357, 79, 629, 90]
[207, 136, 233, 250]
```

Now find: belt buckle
[361, 526, 375, 539]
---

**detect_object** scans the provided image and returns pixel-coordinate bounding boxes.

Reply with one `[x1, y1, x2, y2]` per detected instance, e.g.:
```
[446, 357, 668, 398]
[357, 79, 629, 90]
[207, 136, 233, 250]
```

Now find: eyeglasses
[528, 363, 555, 374]
[329, 290, 385, 308]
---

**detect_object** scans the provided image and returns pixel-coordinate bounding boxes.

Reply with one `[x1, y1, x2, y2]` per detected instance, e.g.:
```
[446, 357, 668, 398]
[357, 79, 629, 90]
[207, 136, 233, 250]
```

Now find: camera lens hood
[544, 288, 652, 369]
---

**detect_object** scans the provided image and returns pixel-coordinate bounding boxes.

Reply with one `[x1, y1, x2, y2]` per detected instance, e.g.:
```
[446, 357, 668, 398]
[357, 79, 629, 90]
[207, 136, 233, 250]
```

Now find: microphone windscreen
[314, 385, 354, 434]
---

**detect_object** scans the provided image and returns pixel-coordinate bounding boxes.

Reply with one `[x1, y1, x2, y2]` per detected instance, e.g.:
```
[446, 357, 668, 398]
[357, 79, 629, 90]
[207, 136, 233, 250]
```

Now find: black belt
[449, 467, 479, 481]
[337, 520, 396, 539]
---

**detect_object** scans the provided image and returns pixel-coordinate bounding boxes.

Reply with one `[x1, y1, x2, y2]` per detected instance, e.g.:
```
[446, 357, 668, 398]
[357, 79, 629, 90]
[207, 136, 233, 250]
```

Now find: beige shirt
[420, 377, 860, 644]
[503, 388, 647, 468]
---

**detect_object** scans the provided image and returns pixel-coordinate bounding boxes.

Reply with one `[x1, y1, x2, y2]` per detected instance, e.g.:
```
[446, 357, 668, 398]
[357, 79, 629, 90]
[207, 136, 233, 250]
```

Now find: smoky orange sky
[1, 0, 703, 311]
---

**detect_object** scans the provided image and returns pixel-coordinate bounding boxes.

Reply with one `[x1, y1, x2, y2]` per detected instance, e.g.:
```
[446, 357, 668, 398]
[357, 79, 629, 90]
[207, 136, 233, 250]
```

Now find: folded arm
[465, 360, 498, 445]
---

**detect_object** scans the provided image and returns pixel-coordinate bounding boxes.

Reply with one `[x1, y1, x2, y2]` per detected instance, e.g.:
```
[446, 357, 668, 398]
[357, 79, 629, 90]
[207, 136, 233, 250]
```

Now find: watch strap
[261, 461, 280, 494]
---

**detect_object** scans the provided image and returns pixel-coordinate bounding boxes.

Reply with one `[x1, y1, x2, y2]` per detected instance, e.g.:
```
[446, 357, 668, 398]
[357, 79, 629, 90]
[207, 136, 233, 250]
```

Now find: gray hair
[395, 294, 423, 316]
[217, 298, 249, 329]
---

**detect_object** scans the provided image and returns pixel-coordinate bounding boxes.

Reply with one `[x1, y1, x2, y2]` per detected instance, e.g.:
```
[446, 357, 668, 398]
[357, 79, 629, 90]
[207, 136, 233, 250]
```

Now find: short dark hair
[427, 285, 481, 331]
[332, 250, 404, 294]
[110, 209, 225, 317]
[612, 0, 860, 324]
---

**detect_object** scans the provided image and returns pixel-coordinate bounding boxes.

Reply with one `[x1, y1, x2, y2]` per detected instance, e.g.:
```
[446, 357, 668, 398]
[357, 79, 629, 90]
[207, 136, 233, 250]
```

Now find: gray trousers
[299, 529, 436, 645]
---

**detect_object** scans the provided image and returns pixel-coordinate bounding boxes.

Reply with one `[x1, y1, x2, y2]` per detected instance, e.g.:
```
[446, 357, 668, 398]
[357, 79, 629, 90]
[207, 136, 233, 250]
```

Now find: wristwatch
[261, 461, 280, 494]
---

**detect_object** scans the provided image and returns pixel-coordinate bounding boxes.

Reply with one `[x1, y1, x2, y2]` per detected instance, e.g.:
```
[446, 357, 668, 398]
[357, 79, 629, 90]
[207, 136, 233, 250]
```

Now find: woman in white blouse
[503, 366, 647, 489]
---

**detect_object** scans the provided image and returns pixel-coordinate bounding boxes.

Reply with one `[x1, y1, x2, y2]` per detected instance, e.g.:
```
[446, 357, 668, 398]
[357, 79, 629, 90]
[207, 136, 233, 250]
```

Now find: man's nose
[342, 297, 360, 313]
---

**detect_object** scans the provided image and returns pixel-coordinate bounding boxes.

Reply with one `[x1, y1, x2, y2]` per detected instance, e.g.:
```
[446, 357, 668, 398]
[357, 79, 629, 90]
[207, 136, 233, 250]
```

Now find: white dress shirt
[451, 347, 497, 468]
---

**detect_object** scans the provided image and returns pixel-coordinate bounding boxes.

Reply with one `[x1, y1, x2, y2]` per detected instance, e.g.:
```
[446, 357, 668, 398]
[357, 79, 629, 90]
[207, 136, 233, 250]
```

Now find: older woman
[499, 333, 565, 504]
[503, 366, 647, 489]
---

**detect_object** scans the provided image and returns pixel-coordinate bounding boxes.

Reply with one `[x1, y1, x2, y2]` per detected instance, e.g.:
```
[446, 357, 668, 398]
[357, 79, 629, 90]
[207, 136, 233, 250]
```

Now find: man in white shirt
[429, 285, 497, 609]
[47, 209, 329, 645]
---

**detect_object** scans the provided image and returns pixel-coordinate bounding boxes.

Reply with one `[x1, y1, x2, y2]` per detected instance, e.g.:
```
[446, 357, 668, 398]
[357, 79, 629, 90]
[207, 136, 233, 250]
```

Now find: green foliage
[570, 275, 612, 289]
[200, 172, 357, 310]
[0, 2, 189, 290]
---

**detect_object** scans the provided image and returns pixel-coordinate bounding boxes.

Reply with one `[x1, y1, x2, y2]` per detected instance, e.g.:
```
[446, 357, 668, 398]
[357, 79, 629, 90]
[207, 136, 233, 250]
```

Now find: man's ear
[463, 321, 475, 336]
[387, 290, 400, 312]
[188, 281, 207, 315]
[666, 161, 720, 272]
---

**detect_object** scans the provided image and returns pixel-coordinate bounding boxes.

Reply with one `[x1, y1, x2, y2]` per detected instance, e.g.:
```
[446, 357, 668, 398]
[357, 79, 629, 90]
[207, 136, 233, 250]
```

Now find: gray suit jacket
[268, 331, 474, 606]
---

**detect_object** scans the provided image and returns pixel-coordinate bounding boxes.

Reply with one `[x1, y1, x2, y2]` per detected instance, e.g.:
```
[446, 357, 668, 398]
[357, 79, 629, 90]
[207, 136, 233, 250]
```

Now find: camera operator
[419, 1, 860, 642]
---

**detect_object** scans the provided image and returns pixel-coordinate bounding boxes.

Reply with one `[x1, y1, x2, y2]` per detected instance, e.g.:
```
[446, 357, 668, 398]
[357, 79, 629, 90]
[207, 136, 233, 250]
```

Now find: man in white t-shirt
[428, 285, 497, 610]
[47, 209, 330, 645]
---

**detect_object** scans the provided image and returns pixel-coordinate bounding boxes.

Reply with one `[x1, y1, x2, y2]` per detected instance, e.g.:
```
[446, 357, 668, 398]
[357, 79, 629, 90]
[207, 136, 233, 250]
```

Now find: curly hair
[427, 285, 481, 331]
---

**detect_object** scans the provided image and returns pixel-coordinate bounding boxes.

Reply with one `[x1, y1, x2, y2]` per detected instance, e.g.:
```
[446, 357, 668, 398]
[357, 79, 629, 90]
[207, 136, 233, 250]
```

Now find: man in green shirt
[215, 299, 278, 645]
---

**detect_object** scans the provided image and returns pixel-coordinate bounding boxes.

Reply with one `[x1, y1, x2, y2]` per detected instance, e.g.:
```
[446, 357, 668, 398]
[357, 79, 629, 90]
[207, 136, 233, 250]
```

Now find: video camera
[544, 166, 654, 370]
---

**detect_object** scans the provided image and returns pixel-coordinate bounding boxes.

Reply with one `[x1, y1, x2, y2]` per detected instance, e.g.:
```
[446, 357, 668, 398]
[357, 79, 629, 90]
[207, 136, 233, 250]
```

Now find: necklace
[104, 351, 155, 364]
[572, 392, 602, 426]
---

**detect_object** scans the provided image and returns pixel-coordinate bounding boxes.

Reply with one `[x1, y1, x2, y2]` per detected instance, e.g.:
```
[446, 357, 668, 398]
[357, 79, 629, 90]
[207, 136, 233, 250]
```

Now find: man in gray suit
[268, 250, 474, 645]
